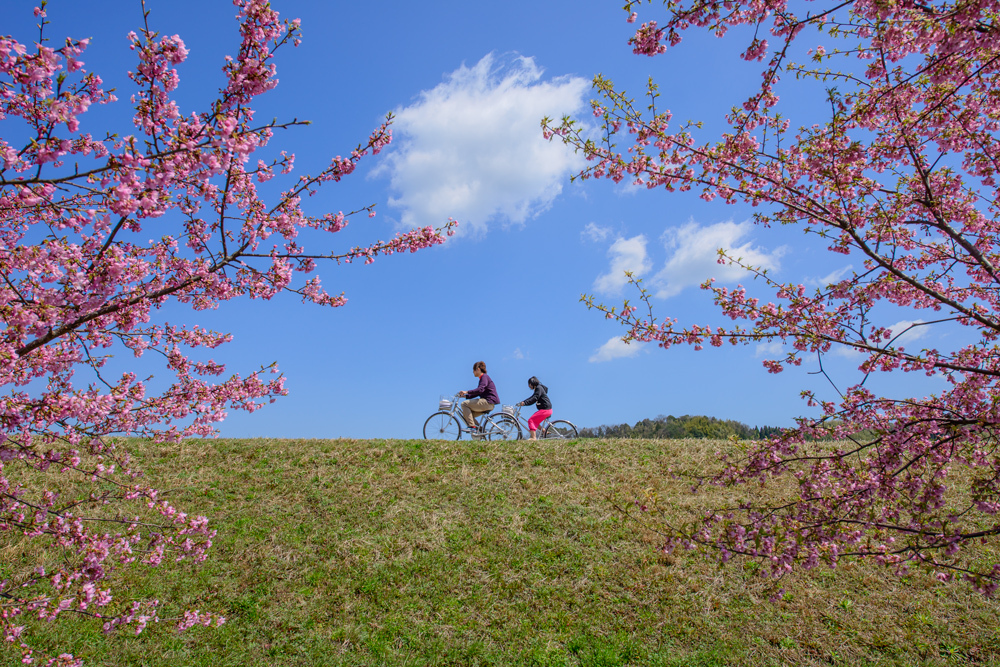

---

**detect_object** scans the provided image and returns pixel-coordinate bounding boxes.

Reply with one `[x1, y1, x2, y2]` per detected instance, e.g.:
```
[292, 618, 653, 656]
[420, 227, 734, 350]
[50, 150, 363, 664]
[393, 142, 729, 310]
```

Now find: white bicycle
[491, 403, 579, 440]
[422, 394, 519, 440]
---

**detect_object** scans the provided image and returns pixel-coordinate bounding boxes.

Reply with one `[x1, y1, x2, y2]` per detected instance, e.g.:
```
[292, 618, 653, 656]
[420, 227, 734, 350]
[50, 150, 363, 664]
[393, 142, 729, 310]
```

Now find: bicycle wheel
[542, 420, 578, 439]
[490, 415, 521, 441]
[423, 412, 462, 440]
[491, 408, 523, 439]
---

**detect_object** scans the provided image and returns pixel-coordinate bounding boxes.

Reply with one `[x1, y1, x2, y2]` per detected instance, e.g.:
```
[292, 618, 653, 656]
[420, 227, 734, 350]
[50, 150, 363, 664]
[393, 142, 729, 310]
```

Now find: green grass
[8, 437, 1000, 666]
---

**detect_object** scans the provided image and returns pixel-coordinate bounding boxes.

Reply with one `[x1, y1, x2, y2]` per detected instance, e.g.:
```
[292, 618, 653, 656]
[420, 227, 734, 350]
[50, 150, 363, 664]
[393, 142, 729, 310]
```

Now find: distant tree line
[578, 414, 786, 440]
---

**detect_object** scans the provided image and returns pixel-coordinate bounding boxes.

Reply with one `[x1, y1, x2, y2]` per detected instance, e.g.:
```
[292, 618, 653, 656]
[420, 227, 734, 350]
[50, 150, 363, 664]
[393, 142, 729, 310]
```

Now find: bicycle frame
[422, 394, 516, 440]
[495, 404, 578, 440]
[501, 404, 547, 434]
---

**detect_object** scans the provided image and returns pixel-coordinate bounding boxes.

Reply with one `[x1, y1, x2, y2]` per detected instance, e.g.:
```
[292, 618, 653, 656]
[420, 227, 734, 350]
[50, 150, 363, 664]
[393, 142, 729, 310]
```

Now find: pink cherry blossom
[547, 0, 1000, 594]
[0, 1, 455, 663]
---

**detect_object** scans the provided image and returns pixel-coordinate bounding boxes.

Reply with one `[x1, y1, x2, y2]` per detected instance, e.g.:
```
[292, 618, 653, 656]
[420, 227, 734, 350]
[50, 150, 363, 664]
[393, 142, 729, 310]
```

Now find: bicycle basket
[439, 398, 454, 411]
[501, 404, 515, 416]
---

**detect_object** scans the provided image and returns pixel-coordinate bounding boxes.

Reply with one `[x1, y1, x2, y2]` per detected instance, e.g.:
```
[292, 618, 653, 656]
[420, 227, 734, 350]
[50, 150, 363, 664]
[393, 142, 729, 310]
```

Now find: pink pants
[528, 409, 552, 432]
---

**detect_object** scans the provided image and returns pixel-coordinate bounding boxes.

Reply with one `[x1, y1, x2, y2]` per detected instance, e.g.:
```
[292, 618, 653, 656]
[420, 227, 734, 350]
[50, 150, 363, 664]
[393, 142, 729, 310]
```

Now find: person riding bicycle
[517, 376, 552, 440]
[457, 360, 499, 434]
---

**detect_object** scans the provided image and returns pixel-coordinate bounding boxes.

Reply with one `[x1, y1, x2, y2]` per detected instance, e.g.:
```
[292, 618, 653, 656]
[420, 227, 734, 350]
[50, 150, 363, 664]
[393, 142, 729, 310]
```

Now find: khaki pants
[461, 398, 494, 428]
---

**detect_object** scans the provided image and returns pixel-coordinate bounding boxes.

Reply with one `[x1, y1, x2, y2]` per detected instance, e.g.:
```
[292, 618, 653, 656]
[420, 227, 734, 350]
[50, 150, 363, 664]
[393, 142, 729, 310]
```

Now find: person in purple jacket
[457, 360, 499, 434]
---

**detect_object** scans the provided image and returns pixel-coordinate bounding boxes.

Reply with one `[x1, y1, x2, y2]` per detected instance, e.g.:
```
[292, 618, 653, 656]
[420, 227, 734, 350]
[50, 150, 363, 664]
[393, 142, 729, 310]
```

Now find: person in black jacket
[517, 376, 552, 440]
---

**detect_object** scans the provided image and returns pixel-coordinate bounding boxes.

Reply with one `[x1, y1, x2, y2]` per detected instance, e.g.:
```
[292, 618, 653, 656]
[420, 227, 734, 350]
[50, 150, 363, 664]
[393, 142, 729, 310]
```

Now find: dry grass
[7, 436, 1000, 666]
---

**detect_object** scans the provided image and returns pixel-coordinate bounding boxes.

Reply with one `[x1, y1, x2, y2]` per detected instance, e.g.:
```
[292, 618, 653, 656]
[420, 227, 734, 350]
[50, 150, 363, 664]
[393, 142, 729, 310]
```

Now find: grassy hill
[11, 437, 1000, 666]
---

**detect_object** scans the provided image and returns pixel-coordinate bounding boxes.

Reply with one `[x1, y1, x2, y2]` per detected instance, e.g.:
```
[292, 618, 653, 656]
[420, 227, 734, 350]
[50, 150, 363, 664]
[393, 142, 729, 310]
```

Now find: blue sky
[8, 0, 947, 438]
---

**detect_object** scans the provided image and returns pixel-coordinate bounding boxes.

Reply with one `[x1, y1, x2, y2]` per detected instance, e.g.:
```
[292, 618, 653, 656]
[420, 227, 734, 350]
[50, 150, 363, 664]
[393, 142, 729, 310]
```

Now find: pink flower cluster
[0, 1, 454, 663]
[550, 0, 1000, 592]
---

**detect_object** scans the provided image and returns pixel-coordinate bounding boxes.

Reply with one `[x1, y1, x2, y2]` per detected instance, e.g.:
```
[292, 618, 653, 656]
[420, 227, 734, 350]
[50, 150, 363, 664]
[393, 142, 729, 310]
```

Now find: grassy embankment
[9, 436, 1000, 666]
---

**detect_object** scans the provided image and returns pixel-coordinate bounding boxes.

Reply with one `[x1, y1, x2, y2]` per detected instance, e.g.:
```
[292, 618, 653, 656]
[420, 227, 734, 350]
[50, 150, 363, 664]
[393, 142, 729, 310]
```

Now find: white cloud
[593, 234, 651, 295]
[886, 319, 927, 346]
[833, 344, 865, 359]
[582, 222, 612, 243]
[754, 340, 785, 358]
[511, 347, 526, 360]
[652, 220, 786, 298]
[376, 53, 589, 235]
[589, 336, 646, 363]
[814, 265, 854, 287]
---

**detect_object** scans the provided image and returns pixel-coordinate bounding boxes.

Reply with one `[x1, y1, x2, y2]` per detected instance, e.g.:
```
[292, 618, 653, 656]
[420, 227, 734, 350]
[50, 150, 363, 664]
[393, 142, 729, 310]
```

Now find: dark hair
[473, 361, 487, 373]
[527, 376, 539, 388]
